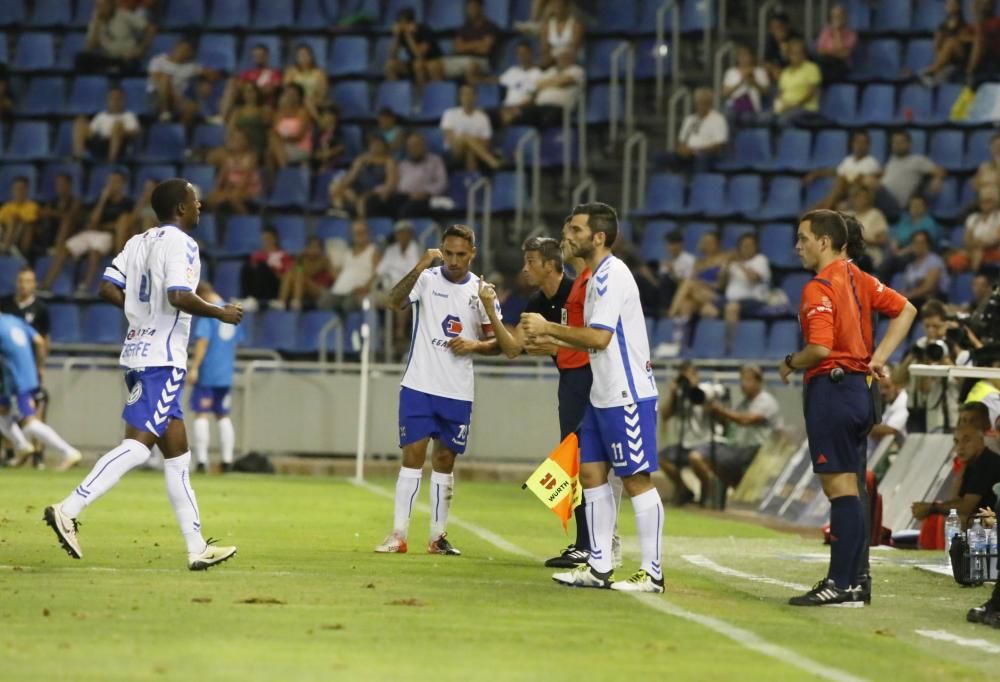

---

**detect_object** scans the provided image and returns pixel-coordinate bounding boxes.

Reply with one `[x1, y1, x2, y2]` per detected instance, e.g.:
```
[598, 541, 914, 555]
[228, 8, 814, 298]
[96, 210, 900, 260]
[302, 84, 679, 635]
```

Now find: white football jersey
[102, 224, 201, 369]
[400, 266, 499, 402]
[585, 255, 658, 408]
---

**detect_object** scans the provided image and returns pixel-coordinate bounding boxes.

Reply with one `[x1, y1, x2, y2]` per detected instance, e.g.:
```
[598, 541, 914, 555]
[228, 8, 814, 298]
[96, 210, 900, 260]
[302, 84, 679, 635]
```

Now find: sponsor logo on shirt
[441, 315, 464, 338]
[432, 290, 449, 298]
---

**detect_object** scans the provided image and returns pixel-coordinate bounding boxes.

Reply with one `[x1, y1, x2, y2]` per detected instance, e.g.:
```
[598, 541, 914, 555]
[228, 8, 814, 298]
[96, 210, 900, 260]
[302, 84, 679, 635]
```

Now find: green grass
[1, 469, 997, 681]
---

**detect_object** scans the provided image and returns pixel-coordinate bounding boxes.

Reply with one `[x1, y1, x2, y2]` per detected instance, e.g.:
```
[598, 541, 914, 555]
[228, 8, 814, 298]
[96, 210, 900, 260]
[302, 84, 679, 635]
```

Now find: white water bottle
[989, 525, 998, 581]
[944, 509, 961, 566]
[969, 518, 988, 583]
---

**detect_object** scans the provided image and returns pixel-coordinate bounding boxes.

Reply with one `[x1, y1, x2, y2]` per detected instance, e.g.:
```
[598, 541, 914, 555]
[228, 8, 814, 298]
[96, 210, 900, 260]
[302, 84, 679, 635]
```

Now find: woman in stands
[539, 0, 583, 67]
[897, 230, 950, 312]
[274, 237, 336, 312]
[268, 83, 314, 171]
[222, 82, 272, 161]
[284, 43, 328, 119]
[950, 186, 1000, 273]
[813, 3, 858, 83]
[205, 130, 263, 215]
[920, 0, 972, 86]
[327, 135, 398, 219]
[666, 231, 729, 323]
[973, 133, 1000, 200]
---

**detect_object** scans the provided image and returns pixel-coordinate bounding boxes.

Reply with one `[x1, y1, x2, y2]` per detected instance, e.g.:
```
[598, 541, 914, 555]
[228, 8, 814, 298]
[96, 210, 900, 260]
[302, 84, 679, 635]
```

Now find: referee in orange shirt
[779, 209, 916, 607]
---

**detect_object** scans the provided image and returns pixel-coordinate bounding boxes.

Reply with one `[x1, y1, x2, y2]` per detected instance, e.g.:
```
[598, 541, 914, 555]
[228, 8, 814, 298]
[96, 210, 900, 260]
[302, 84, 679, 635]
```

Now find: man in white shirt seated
[440, 84, 500, 171]
[375, 220, 422, 355]
[71, 86, 140, 163]
[493, 41, 542, 126]
[658, 230, 695, 315]
[664, 87, 729, 174]
[804, 129, 881, 211]
[147, 38, 209, 126]
[868, 367, 908, 456]
[518, 50, 585, 128]
[318, 220, 381, 317]
[721, 232, 772, 327]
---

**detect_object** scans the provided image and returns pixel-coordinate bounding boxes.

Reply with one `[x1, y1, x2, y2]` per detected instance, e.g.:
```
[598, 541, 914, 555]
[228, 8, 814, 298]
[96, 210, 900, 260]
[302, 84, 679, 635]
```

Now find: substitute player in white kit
[43, 179, 244, 570]
[522, 202, 664, 593]
[375, 224, 500, 556]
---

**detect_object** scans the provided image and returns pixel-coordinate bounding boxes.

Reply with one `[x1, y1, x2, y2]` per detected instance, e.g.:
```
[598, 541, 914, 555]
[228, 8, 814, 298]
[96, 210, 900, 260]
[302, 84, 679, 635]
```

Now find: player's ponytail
[840, 212, 867, 262]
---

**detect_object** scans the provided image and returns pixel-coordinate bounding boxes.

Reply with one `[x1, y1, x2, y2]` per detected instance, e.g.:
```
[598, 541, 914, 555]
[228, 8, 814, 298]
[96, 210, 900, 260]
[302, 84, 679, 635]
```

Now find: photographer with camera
[658, 361, 724, 506]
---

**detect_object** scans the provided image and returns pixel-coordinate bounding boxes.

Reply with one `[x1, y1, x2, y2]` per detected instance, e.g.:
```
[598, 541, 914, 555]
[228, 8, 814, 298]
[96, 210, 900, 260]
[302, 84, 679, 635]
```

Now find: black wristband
[784, 353, 794, 369]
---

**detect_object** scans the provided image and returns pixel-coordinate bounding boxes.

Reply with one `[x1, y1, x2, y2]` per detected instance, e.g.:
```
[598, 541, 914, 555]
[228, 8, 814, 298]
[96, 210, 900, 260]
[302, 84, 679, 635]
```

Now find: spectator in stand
[441, 0, 501, 81]
[721, 232, 772, 329]
[319, 220, 381, 316]
[284, 43, 328, 117]
[773, 38, 822, 126]
[367, 132, 447, 219]
[72, 86, 140, 163]
[241, 227, 293, 310]
[219, 43, 282, 114]
[667, 231, 729, 332]
[949, 186, 1000, 273]
[664, 87, 729, 174]
[147, 37, 207, 125]
[274, 237, 335, 311]
[969, 273, 993, 311]
[966, 0, 1000, 84]
[973, 132, 1000, 200]
[205, 130, 263, 215]
[814, 3, 858, 83]
[312, 105, 346, 173]
[883, 195, 943, 279]
[43, 171, 132, 296]
[385, 7, 444, 86]
[898, 230, 950, 310]
[526, 49, 585, 127]
[868, 367, 909, 456]
[873, 131, 945, 222]
[440, 84, 500, 171]
[804, 130, 880, 210]
[221, 82, 272, 162]
[267, 83, 313, 170]
[721, 44, 770, 123]
[122, 178, 159, 246]
[540, 0, 584, 67]
[763, 11, 801, 81]
[76, 0, 155, 75]
[658, 230, 695, 315]
[328, 135, 398, 219]
[848, 185, 889, 269]
[494, 41, 542, 126]
[193, 75, 224, 124]
[35, 173, 81, 263]
[0, 177, 39, 257]
[375, 108, 406, 160]
[375, 220, 422, 352]
[920, 0, 971, 85]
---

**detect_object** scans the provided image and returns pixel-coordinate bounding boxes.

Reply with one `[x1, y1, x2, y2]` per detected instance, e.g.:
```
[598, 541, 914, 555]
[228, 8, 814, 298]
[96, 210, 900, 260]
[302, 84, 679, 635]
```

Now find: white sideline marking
[915, 629, 1000, 654]
[682, 554, 810, 591]
[356, 479, 866, 682]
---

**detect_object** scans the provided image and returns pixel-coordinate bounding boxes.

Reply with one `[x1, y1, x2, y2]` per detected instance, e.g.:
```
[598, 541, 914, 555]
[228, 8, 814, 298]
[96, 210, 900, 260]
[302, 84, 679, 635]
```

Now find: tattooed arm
[387, 248, 442, 311]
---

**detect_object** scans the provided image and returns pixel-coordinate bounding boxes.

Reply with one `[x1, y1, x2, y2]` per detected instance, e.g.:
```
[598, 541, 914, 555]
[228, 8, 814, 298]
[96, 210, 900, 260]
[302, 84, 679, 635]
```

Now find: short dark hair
[892, 129, 911, 141]
[570, 202, 619, 247]
[852, 130, 870, 143]
[911, 229, 934, 247]
[960, 401, 991, 431]
[737, 231, 758, 246]
[150, 178, 190, 222]
[263, 226, 279, 240]
[920, 298, 947, 320]
[443, 224, 476, 247]
[522, 236, 563, 273]
[253, 43, 270, 53]
[11, 175, 27, 186]
[666, 229, 684, 244]
[801, 209, 847, 252]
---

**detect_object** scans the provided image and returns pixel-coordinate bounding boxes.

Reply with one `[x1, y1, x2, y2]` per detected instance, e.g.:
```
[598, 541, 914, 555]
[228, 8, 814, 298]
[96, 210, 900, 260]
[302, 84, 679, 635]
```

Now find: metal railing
[757, 0, 781, 60]
[466, 176, 493, 273]
[620, 131, 648, 218]
[318, 315, 345, 365]
[655, 0, 682, 116]
[609, 40, 636, 146]
[417, 220, 441, 247]
[571, 176, 596, 207]
[562, 86, 588, 194]
[514, 128, 541, 239]
[666, 86, 692, 152]
[712, 40, 736, 110]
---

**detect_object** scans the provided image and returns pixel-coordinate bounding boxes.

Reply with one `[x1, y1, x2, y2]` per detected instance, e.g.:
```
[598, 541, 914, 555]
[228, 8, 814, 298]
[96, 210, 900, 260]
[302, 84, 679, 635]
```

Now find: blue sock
[828, 495, 864, 590]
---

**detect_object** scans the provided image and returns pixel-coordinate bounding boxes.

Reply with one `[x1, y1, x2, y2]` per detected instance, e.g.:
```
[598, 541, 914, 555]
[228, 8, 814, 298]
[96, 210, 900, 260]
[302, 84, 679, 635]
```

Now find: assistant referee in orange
[779, 209, 916, 607]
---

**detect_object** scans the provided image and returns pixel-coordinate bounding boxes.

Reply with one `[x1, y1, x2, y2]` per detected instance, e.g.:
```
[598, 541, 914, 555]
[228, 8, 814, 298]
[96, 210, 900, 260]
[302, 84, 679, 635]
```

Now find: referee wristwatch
[784, 353, 795, 370]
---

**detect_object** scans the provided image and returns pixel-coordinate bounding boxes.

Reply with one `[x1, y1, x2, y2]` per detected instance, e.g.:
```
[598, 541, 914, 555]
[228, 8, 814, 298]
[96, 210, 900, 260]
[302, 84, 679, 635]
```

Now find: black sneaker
[194, 462, 207, 474]
[428, 533, 461, 555]
[968, 600, 1000, 624]
[852, 573, 872, 605]
[544, 545, 591, 568]
[788, 579, 862, 607]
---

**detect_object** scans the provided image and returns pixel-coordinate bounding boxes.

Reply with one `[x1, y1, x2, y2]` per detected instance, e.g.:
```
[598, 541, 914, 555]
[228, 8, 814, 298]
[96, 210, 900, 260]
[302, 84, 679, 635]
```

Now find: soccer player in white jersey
[375, 224, 501, 556]
[522, 202, 664, 593]
[43, 179, 244, 571]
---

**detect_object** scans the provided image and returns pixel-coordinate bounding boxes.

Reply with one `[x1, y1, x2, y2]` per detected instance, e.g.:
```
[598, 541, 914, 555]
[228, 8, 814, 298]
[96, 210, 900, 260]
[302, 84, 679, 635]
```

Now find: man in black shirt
[385, 7, 444, 86]
[442, 0, 501, 80]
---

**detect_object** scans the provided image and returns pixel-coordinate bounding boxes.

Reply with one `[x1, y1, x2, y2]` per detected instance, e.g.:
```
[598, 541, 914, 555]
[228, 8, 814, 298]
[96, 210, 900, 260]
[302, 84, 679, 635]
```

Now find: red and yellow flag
[523, 433, 582, 531]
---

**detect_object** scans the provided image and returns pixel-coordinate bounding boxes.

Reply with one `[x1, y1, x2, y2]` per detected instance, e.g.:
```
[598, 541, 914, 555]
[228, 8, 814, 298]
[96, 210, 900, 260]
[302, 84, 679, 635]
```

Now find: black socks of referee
[574, 503, 591, 552]
[829, 495, 865, 590]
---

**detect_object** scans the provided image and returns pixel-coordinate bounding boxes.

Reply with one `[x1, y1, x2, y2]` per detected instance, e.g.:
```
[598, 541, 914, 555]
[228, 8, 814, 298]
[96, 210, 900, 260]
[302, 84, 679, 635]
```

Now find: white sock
[393, 466, 422, 538]
[584, 483, 616, 574]
[163, 452, 206, 554]
[60, 439, 151, 518]
[192, 417, 210, 466]
[0, 414, 32, 452]
[429, 470, 454, 540]
[609, 473, 624, 535]
[631, 488, 664, 580]
[218, 417, 235, 464]
[22, 419, 74, 457]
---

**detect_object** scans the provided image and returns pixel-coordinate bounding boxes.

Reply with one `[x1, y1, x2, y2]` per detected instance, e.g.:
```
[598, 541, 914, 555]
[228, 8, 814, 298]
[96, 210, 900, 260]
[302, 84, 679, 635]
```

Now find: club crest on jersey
[468, 295, 479, 310]
[127, 381, 143, 405]
[441, 315, 464, 338]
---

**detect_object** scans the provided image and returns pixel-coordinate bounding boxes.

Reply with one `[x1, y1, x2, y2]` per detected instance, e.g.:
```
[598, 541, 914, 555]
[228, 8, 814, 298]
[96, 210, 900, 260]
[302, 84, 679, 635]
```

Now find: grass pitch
[1, 469, 997, 681]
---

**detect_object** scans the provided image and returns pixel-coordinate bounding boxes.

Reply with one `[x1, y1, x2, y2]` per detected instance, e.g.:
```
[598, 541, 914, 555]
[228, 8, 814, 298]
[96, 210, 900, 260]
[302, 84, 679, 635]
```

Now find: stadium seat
[0, 34, 8, 64]
[903, 38, 934, 74]
[820, 83, 857, 125]
[634, 173, 686, 216]
[0, 0, 26, 27]
[344, 310, 380, 354]
[966, 83, 1000, 124]
[721, 223, 754, 249]
[929, 129, 966, 172]
[0, 165, 37, 201]
[483, 0, 510, 26]
[252, 1, 294, 29]
[6, 122, 51, 161]
[637, 221, 676, 263]
[294, 311, 340, 354]
[192, 124, 225, 152]
[140, 124, 187, 163]
[48, 303, 81, 343]
[333, 81, 372, 120]
[718, 128, 771, 171]
[121, 77, 151, 116]
[207, 0, 250, 29]
[375, 81, 413, 118]
[198, 33, 237, 73]
[760, 223, 799, 268]
[637, 0, 680, 34]
[765, 320, 799, 359]
[267, 167, 310, 209]
[731, 321, 767, 358]
[653, 318, 675, 347]
[585, 39, 622, 80]
[163, 0, 206, 29]
[685, 319, 726, 359]
[223, 215, 263, 256]
[133, 164, 176, 194]
[35, 255, 73, 297]
[213, 260, 243, 300]
[83, 304, 125, 345]
[14, 32, 55, 71]
[852, 39, 902, 81]
[914, 0, 947, 31]
[71, 0, 95, 27]
[29, 0, 72, 27]
[686, 174, 727, 217]
[898, 83, 934, 123]
[298, 0, 331, 28]
[316, 217, 352, 241]
[728, 175, 762, 218]
[966, 129, 996, 169]
[584, 83, 613, 124]
[190, 213, 218, 247]
[415, 82, 457, 123]
[21, 76, 65, 116]
[929, 176, 961, 221]
[755, 177, 802, 221]
[591, 1, 638, 35]
[811, 130, 848, 170]
[681, 0, 715, 31]
[869, 125, 887, 165]
[272, 215, 307, 254]
[40, 162, 82, 201]
[872, 1, 913, 32]
[933, 83, 963, 122]
[0, 256, 23, 296]
[634, 38, 666, 80]
[781, 273, 812, 309]
[683, 222, 716, 253]
[950, 272, 973, 305]
[56, 32, 85, 70]
[766, 128, 812, 172]
[804, 175, 834, 208]
[490, 172, 519, 212]
[367, 218, 393, 242]
[257, 311, 299, 351]
[66, 76, 109, 116]
[426, 0, 465, 31]
[183, 164, 216, 197]
[856, 84, 896, 125]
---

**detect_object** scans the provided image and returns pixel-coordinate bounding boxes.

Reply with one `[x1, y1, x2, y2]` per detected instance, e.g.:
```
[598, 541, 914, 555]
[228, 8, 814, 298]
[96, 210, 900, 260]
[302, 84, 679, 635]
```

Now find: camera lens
[688, 387, 706, 405]
[926, 342, 944, 362]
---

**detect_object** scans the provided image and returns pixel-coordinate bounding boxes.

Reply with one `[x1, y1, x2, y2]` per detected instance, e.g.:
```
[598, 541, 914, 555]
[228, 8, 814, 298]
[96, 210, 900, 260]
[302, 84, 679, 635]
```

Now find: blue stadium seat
[56, 32, 86, 71]
[213, 260, 243, 300]
[804, 176, 834, 208]
[766, 128, 812, 172]
[163, 0, 206, 28]
[341, 124, 365, 160]
[299, 0, 332, 27]
[0, 34, 8, 64]
[682, 0, 715, 31]
[183, 163, 216, 196]
[905, 128, 928, 155]
[653, 318, 676, 347]
[84, 165, 129, 202]
[375, 81, 413, 118]
[856, 84, 896, 125]
[732, 321, 767, 358]
[333, 81, 372, 120]
[476, 83, 501, 109]
[585, 83, 613, 124]
[634, 173, 686, 216]
[0, 0, 26, 26]
[328, 36, 370, 78]
[198, 34, 237, 73]
[686, 173, 727, 216]
[382, 0, 424, 25]
[928, 177, 960, 220]
[370, 36, 397, 78]
[133, 164, 176, 194]
[21, 76, 65, 116]
[586, 39, 621, 79]
[83, 304, 125, 345]
[35, 256, 73, 297]
[415, 82, 457, 123]
[950, 272, 973, 305]
[820, 83, 857, 125]
[252, 1, 294, 29]
[316, 217, 352, 241]
[344, 310, 380, 354]
[14, 32, 55, 71]
[367, 217, 394, 242]
[683, 222, 717, 253]
[483, 0, 510, 26]
[267, 167, 310, 209]
[66, 76, 109, 116]
[686, 319, 726, 359]
[728, 175, 762, 218]
[192, 123, 225, 152]
[898, 83, 934, 123]
[71, 0, 94, 28]
[966, 129, 996, 169]
[190, 213, 218, 247]
[121, 77, 151, 116]
[0, 165, 37, 201]
[872, 1, 913, 32]
[446, 170, 483, 211]
[0, 256, 24, 296]
[48, 303, 81, 343]
[637, 221, 676, 262]
[852, 39, 902, 81]
[29, 0, 72, 27]
[40, 163, 82, 201]
[933, 83, 963, 121]
[490, 172, 519, 212]
[223, 215, 263, 256]
[257, 311, 299, 351]
[914, 0, 947, 31]
[145, 33, 181, 65]
[765, 320, 799, 359]
[294, 311, 340, 354]
[755, 177, 802, 221]
[427, 0, 465, 31]
[718, 128, 771, 171]
[929, 129, 966, 172]
[634, 38, 664, 80]
[272, 215, 307, 254]
[141, 124, 187, 163]
[592, 1, 638, 35]
[6, 122, 50, 161]
[781, 272, 812, 309]
[760, 223, 798, 268]
[904, 38, 934, 74]
[721, 223, 754, 249]
[811, 130, 848, 170]
[207, 0, 251, 29]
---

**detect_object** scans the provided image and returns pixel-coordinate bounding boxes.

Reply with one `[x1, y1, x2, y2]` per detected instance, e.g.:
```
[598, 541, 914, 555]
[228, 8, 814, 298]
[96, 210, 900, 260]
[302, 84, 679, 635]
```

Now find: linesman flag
[522, 433, 582, 531]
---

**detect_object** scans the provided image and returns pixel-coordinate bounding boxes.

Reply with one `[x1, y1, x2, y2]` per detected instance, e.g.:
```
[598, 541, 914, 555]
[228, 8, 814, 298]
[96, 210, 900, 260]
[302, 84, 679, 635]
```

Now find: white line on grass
[915, 629, 1000, 654]
[682, 554, 810, 591]
[355, 479, 867, 682]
